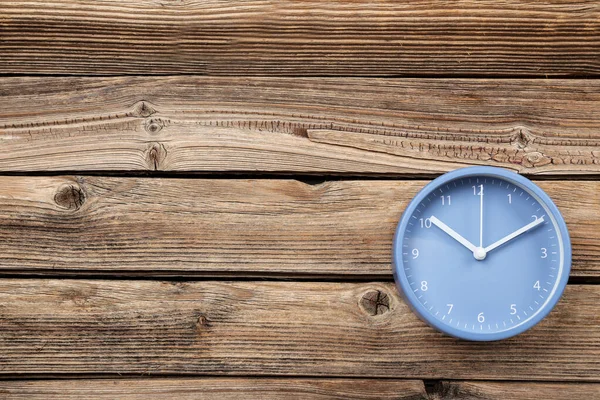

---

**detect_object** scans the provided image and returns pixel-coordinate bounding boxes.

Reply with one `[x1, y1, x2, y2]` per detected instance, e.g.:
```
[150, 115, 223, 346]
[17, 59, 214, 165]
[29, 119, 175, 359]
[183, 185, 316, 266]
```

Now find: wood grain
[0, 378, 427, 399]
[0, 280, 598, 380]
[0, 176, 597, 278]
[1, 1, 599, 76]
[431, 381, 600, 399]
[1, 77, 600, 175]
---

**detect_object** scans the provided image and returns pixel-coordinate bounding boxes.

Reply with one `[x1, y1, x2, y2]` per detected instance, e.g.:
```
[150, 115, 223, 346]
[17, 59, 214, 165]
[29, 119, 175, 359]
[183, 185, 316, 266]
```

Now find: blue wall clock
[393, 166, 571, 341]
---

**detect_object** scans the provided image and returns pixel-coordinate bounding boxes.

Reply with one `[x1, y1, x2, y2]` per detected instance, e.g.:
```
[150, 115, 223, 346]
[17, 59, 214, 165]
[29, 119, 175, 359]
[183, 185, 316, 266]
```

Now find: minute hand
[484, 216, 545, 253]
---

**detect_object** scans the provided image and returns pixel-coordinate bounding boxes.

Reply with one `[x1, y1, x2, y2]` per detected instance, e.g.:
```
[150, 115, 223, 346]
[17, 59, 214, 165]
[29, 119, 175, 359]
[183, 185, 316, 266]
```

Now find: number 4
[534, 281, 541, 291]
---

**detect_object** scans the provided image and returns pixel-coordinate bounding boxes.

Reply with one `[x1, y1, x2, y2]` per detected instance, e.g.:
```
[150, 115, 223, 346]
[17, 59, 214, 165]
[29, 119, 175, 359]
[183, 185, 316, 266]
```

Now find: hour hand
[430, 215, 477, 253]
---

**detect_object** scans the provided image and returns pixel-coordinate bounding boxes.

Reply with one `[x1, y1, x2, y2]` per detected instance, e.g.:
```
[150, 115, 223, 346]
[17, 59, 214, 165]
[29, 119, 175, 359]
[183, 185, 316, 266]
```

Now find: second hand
[479, 184, 484, 248]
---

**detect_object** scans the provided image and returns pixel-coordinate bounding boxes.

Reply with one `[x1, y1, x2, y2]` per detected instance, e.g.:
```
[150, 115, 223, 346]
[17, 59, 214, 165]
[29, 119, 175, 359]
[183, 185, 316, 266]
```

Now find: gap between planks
[0, 378, 599, 399]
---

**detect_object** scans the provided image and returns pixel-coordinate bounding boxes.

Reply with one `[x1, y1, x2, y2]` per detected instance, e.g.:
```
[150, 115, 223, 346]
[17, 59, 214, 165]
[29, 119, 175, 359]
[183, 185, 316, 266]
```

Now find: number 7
[446, 304, 453, 314]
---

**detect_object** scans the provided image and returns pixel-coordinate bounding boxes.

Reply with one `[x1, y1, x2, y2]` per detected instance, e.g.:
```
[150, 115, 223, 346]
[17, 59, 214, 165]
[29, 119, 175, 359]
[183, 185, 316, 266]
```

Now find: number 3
[541, 248, 547, 258]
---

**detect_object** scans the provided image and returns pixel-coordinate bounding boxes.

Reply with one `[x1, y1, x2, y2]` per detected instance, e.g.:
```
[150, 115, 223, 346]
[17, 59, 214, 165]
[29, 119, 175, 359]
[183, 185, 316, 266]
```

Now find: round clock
[392, 166, 571, 341]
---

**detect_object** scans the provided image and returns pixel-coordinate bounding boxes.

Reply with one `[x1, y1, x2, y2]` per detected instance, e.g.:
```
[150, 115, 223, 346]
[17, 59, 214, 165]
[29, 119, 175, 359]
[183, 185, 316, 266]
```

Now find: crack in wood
[1, 78, 599, 174]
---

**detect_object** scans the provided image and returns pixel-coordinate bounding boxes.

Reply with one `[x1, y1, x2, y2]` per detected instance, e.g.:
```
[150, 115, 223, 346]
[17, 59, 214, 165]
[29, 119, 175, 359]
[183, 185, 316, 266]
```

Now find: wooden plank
[0, 177, 597, 278]
[1, 1, 598, 76]
[431, 381, 600, 399]
[0, 280, 598, 380]
[1, 77, 600, 175]
[0, 378, 427, 399]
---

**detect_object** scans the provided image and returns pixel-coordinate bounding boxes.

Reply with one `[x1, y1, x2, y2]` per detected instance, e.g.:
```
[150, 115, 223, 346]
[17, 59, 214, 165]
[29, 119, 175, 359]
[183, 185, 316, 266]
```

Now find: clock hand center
[473, 246, 487, 261]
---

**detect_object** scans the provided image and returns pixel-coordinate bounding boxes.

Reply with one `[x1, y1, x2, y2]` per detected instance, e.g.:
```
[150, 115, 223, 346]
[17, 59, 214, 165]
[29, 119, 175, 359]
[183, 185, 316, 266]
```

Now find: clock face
[393, 167, 571, 341]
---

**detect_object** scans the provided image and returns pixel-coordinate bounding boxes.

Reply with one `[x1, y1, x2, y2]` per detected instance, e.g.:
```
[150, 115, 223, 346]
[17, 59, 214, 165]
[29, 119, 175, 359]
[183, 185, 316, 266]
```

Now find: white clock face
[394, 169, 570, 341]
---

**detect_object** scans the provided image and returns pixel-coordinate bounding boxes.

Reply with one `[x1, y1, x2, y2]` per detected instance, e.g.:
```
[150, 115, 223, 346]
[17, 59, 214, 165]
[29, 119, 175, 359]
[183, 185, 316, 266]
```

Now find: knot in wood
[132, 101, 157, 118]
[512, 129, 532, 149]
[144, 118, 164, 135]
[196, 314, 210, 329]
[146, 143, 167, 171]
[54, 184, 85, 210]
[360, 290, 390, 316]
[522, 151, 551, 168]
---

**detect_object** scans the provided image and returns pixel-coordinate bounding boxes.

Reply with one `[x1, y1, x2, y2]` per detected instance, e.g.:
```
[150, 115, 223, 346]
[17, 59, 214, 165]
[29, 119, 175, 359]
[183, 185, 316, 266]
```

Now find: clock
[392, 166, 571, 341]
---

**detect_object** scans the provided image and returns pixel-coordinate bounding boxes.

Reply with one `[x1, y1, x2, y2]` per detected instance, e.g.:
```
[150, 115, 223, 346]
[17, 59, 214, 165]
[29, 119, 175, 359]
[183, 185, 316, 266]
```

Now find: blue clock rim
[392, 166, 572, 341]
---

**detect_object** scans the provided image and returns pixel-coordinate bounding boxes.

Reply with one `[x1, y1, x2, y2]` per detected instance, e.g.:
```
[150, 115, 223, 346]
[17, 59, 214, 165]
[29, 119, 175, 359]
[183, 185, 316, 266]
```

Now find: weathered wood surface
[0, 177, 597, 278]
[431, 381, 600, 399]
[1, 1, 599, 76]
[0, 378, 427, 400]
[1, 77, 600, 175]
[0, 280, 598, 380]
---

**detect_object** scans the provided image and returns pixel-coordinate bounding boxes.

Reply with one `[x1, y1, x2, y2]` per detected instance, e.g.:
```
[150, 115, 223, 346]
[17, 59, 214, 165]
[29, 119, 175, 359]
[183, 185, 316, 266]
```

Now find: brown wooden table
[0, 2, 599, 399]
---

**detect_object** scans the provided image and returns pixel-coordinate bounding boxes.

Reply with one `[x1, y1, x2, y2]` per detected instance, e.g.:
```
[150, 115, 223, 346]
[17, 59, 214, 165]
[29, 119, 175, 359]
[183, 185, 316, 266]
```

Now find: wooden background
[1, 1, 599, 399]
